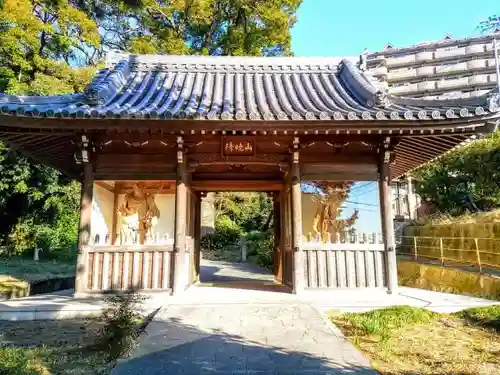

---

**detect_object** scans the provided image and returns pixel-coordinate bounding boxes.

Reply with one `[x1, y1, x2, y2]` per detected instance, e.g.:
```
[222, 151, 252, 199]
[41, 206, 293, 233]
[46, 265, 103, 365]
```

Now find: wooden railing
[399, 236, 500, 272]
[302, 232, 386, 289]
[84, 245, 174, 293]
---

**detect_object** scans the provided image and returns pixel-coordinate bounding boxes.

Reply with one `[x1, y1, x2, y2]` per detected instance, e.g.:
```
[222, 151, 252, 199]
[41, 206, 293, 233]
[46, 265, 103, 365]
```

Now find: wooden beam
[93, 173, 177, 180]
[95, 154, 176, 167]
[301, 172, 379, 181]
[299, 153, 376, 164]
[191, 180, 284, 192]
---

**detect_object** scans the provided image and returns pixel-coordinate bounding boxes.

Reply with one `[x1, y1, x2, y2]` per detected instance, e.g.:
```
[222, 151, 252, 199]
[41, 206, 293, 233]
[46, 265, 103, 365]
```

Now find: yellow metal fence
[398, 236, 500, 272]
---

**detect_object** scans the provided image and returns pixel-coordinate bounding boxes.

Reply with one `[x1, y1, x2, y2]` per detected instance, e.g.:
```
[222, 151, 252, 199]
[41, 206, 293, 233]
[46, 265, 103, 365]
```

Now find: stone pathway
[200, 258, 276, 283]
[113, 302, 376, 374]
[112, 260, 377, 374]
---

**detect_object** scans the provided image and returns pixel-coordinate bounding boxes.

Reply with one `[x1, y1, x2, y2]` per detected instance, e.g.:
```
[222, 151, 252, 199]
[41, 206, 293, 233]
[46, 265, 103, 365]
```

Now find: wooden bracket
[74, 134, 93, 165]
[177, 136, 185, 164]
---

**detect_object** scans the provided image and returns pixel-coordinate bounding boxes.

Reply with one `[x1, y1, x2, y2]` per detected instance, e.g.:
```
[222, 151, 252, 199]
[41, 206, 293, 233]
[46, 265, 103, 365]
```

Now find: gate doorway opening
[195, 191, 292, 293]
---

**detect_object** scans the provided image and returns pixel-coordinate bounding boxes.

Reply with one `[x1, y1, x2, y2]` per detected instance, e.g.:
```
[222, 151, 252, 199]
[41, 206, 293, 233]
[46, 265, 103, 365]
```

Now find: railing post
[474, 238, 482, 273]
[439, 237, 444, 266]
[413, 236, 418, 260]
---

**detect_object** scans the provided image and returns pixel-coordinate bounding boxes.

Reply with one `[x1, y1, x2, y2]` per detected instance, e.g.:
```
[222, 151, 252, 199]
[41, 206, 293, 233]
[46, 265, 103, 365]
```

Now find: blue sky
[290, 0, 499, 233]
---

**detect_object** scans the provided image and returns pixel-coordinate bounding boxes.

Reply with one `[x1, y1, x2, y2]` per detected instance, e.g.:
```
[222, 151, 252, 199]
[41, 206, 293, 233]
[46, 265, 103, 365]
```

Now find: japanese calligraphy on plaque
[222, 136, 255, 157]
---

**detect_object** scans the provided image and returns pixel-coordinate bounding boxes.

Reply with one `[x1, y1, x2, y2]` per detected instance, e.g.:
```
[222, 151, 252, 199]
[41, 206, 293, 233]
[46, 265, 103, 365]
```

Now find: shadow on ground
[112, 316, 377, 375]
[198, 260, 291, 293]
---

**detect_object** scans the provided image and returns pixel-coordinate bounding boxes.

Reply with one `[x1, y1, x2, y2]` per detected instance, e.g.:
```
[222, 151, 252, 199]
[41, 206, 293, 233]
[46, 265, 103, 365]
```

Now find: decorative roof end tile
[487, 93, 500, 112]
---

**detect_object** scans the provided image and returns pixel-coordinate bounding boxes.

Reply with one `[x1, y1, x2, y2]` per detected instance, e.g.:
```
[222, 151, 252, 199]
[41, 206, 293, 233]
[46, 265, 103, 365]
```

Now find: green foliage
[0, 347, 41, 375]
[2, 176, 80, 259]
[203, 192, 274, 264]
[337, 306, 437, 341]
[0, 0, 100, 94]
[200, 216, 243, 251]
[245, 230, 274, 269]
[456, 305, 500, 332]
[413, 131, 500, 215]
[0, 146, 81, 258]
[214, 192, 272, 232]
[91, 0, 301, 57]
[96, 293, 148, 361]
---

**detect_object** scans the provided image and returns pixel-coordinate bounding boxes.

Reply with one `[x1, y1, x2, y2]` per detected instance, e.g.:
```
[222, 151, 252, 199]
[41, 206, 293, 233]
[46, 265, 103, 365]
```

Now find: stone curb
[0, 305, 160, 321]
[308, 304, 346, 337]
[0, 307, 104, 321]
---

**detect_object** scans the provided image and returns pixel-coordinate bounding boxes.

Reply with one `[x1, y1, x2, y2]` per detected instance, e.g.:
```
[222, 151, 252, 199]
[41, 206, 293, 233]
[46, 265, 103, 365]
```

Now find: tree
[0, 145, 80, 255]
[305, 181, 359, 242]
[0, 0, 100, 94]
[413, 132, 500, 215]
[0, 0, 302, 256]
[71, 0, 301, 60]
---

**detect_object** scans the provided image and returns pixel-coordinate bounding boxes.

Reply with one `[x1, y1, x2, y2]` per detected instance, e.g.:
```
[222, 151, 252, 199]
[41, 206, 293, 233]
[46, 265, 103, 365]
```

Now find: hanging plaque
[221, 136, 255, 157]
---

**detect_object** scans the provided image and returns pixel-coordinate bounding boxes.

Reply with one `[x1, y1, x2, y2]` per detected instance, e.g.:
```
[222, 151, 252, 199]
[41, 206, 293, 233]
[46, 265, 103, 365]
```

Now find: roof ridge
[103, 52, 359, 70]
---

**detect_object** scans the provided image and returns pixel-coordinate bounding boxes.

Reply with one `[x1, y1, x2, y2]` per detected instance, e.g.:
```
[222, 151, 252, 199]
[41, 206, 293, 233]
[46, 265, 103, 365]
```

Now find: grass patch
[0, 258, 75, 282]
[0, 319, 111, 375]
[0, 293, 151, 374]
[0, 258, 75, 299]
[331, 305, 500, 374]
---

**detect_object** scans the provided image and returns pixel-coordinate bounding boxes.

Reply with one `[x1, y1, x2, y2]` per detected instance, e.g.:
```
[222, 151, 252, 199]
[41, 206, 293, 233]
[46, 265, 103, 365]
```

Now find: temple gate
[1, 53, 498, 296]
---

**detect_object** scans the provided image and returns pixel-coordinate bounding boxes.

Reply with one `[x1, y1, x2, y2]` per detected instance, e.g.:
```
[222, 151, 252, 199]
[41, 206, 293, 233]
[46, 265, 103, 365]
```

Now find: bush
[3, 180, 80, 260]
[245, 230, 274, 269]
[95, 293, 148, 361]
[0, 347, 42, 375]
[200, 216, 243, 253]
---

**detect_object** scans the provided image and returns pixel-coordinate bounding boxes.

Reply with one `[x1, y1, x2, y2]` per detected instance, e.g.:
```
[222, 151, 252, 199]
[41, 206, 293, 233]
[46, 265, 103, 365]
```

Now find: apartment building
[365, 33, 500, 219]
[366, 33, 499, 99]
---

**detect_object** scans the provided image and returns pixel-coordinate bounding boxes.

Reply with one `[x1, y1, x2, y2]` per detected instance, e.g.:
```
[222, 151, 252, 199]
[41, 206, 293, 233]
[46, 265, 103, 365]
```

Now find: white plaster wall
[91, 184, 114, 243]
[301, 193, 317, 239]
[149, 194, 176, 242]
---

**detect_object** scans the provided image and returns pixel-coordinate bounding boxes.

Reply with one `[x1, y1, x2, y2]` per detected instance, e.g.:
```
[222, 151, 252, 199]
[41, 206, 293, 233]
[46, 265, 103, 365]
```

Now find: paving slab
[113, 260, 500, 374]
[113, 303, 377, 375]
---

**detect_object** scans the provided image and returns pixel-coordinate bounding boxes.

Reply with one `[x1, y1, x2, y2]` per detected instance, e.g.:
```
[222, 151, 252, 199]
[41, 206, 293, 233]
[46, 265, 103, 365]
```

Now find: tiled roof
[1, 53, 500, 121]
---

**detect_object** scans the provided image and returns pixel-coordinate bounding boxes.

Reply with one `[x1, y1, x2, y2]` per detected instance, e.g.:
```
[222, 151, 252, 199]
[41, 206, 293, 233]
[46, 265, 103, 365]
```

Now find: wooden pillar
[291, 137, 305, 294]
[173, 136, 188, 294]
[280, 186, 290, 286]
[75, 162, 93, 296]
[273, 193, 283, 284]
[378, 143, 398, 294]
[111, 184, 119, 245]
[193, 193, 201, 283]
